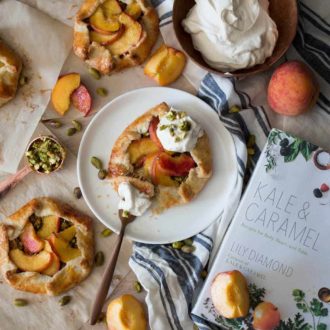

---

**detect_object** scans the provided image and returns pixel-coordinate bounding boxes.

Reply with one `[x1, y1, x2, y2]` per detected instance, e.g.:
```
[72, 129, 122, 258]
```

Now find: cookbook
[192, 129, 330, 329]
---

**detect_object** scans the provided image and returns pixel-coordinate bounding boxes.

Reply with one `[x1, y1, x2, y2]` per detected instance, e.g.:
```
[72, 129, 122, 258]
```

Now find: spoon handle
[90, 224, 126, 325]
[0, 165, 32, 200]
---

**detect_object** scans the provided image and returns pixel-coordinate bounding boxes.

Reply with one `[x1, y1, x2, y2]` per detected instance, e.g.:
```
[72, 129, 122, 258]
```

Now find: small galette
[108, 102, 212, 215]
[73, 0, 159, 75]
[0, 198, 94, 295]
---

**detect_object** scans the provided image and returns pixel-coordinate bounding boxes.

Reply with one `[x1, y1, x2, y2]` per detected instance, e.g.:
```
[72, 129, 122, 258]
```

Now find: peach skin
[267, 60, 319, 116]
[253, 302, 281, 330]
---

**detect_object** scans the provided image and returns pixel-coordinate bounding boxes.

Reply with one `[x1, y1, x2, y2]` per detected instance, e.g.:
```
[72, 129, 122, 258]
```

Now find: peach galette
[0, 198, 94, 295]
[108, 102, 212, 215]
[0, 39, 22, 107]
[73, 0, 159, 75]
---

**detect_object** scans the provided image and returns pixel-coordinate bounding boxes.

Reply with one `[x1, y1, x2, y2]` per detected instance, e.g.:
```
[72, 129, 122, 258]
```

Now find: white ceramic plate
[77, 87, 238, 244]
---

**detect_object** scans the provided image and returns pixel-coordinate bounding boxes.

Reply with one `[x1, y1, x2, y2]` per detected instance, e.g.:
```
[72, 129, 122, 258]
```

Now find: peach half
[51, 73, 81, 115]
[48, 233, 81, 263]
[106, 294, 147, 330]
[211, 270, 250, 319]
[267, 60, 319, 116]
[144, 45, 186, 86]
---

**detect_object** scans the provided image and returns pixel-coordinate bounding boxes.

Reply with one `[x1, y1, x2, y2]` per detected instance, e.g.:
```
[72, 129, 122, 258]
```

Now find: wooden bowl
[173, 0, 298, 78]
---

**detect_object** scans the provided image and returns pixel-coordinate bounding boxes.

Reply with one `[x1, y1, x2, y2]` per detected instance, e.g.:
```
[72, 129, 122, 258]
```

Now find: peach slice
[106, 294, 147, 330]
[37, 215, 60, 239]
[51, 73, 81, 115]
[102, 0, 122, 16]
[58, 226, 76, 242]
[128, 138, 160, 164]
[148, 117, 164, 150]
[90, 8, 121, 34]
[90, 26, 124, 46]
[48, 234, 81, 263]
[107, 13, 143, 55]
[42, 241, 61, 276]
[253, 302, 281, 330]
[21, 222, 44, 254]
[144, 45, 186, 86]
[157, 153, 195, 177]
[125, 1, 142, 20]
[143, 152, 178, 187]
[9, 249, 52, 272]
[71, 84, 92, 117]
[211, 270, 250, 319]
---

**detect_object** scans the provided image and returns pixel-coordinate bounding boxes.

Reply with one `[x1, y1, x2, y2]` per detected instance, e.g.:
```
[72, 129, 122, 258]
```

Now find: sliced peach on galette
[90, 7, 121, 34]
[20, 222, 44, 254]
[0, 198, 93, 295]
[108, 102, 212, 214]
[37, 215, 60, 239]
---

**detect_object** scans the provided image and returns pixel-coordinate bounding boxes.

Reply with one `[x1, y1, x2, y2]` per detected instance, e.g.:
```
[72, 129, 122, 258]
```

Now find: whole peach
[253, 301, 281, 330]
[267, 61, 319, 116]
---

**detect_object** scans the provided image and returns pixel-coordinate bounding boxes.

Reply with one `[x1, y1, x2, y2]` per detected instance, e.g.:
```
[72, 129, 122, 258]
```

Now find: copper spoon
[90, 210, 136, 325]
[0, 136, 65, 199]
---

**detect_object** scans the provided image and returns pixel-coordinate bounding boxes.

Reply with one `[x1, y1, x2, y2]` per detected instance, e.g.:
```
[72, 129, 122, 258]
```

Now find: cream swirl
[182, 0, 278, 72]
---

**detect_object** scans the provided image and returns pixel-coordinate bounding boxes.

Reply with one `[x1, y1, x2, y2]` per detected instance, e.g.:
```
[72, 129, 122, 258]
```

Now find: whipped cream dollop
[156, 108, 203, 153]
[118, 182, 151, 216]
[182, 0, 278, 72]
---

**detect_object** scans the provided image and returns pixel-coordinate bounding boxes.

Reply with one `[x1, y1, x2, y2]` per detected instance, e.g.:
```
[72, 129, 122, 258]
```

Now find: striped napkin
[129, 1, 330, 329]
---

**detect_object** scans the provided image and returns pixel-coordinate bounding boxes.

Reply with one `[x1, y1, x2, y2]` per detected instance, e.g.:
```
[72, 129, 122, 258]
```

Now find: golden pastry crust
[108, 102, 213, 214]
[73, 0, 159, 75]
[0, 198, 94, 296]
[0, 39, 22, 107]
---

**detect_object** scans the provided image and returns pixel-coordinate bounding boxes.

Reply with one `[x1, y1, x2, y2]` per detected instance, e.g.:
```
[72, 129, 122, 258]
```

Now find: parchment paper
[0, 0, 72, 174]
[0, 124, 133, 330]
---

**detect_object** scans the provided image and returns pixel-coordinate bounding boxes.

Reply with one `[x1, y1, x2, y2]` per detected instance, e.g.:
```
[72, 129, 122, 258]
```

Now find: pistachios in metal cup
[26, 136, 66, 174]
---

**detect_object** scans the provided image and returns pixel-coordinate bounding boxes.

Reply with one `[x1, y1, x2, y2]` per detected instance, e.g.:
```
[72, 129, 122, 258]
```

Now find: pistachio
[166, 111, 176, 121]
[201, 270, 208, 279]
[94, 251, 105, 267]
[67, 127, 77, 136]
[229, 105, 240, 113]
[160, 125, 168, 131]
[172, 241, 184, 249]
[14, 298, 28, 307]
[96, 87, 108, 97]
[169, 128, 175, 137]
[73, 187, 82, 199]
[183, 238, 193, 246]
[60, 219, 73, 231]
[179, 121, 191, 132]
[247, 147, 255, 156]
[181, 245, 196, 253]
[91, 156, 103, 170]
[122, 210, 130, 218]
[98, 169, 107, 180]
[174, 137, 181, 143]
[69, 236, 77, 248]
[178, 111, 187, 118]
[173, 176, 185, 184]
[247, 134, 256, 148]
[101, 228, 112, 237]
[88, 67, 101, 80]
[58, 295, 71, 306]
[72, 120, 82, 132]
[134, 281, 142, 293]
[19, 75, 28, 86]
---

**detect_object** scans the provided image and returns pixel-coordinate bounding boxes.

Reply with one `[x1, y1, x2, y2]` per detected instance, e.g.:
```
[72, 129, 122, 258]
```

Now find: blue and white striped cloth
[129, 1, 330, 329]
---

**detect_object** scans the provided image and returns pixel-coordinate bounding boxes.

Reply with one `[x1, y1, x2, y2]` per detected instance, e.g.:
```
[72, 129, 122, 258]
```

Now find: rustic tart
[0, 198, 94, 295]
[73, 0, 159, 75]
[0, 39, 22, 107]
[108, 102, 212, 214]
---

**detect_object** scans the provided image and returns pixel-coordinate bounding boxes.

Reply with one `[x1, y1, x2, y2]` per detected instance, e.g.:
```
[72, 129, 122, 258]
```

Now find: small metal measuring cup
[0, 135, 66, 199]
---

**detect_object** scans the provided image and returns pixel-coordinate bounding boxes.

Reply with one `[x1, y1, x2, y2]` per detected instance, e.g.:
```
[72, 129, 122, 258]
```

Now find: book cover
[192, 129, 330, 329]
